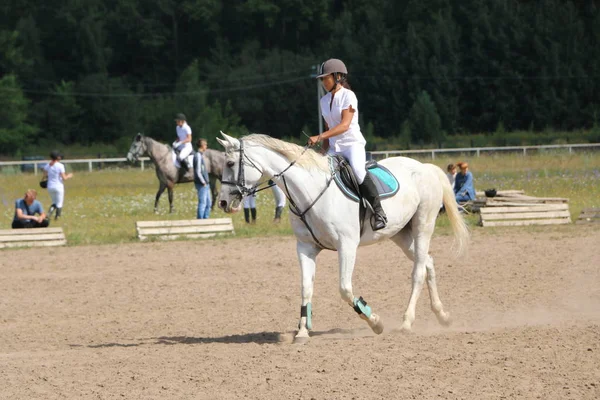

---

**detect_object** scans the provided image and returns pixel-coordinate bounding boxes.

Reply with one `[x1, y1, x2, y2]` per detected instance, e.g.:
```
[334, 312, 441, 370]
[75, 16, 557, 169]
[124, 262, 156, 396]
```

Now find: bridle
[220, 139, 339, 250]
[128, 139, 146, 163]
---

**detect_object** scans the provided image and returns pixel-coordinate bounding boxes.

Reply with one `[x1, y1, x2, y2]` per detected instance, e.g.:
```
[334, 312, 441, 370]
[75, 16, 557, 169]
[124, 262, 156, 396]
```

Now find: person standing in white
[43, 150, 73, 220]
[307, 59, 387, 230]
[269, 179, 286, 223]
[173, 113, 193, 170]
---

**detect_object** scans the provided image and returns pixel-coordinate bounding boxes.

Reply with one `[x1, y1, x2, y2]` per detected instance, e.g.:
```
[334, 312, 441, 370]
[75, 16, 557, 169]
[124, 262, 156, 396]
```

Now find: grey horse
[126, 133, 224, 213]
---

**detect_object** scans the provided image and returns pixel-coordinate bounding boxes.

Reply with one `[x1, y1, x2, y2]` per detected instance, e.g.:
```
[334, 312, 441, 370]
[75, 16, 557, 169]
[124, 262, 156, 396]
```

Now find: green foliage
[408, 91, 444, 146]
[0, 0, 600, 156]
[0, 75, 36, 153]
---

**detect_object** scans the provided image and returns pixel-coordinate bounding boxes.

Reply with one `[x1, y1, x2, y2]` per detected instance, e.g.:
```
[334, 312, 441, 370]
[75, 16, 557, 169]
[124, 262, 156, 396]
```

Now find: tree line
[1, 0, 599, 155]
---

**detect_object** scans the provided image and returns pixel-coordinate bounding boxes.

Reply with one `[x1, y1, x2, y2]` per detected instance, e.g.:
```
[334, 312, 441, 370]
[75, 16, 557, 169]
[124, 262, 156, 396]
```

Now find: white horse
[216, 132, 469, 344]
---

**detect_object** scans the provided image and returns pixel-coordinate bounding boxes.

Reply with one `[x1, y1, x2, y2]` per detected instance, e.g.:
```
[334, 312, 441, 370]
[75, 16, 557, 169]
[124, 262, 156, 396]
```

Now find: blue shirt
[454, 171, 476, 200]
[13, 198, 44, 222]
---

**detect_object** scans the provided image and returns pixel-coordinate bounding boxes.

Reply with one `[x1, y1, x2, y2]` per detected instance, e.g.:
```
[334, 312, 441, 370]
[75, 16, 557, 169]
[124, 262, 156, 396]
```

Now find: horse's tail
[427, 164, 470, 257]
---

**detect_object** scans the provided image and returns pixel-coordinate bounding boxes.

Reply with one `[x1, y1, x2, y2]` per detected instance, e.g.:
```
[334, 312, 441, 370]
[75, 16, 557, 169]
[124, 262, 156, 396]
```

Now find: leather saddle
[329, 155, 399, 202]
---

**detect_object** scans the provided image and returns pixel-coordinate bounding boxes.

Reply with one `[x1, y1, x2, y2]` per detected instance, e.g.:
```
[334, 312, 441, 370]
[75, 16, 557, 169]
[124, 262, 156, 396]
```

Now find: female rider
[307, 59, 387, 230]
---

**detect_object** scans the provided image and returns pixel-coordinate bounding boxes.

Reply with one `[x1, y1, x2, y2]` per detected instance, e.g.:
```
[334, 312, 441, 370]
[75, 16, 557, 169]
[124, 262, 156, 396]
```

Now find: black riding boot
[274, 206, 283, 223]
[179, 158, 189, 171]
[250, 208, 257, 224]
[359, 173, 387, 231]
[55, 208, 62, 220]
[48, 204, 57, 218]
[244, 208, 250, 224]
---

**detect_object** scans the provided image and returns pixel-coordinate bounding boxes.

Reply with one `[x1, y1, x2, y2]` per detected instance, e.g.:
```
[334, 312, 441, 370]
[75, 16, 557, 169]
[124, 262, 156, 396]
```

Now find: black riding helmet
[316, 59, 348, 92]
[50, 150, 62, 160]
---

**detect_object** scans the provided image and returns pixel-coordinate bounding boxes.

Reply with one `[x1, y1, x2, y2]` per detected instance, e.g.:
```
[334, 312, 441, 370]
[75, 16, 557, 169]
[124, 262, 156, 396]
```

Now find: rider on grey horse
[173, 113, 193, 170]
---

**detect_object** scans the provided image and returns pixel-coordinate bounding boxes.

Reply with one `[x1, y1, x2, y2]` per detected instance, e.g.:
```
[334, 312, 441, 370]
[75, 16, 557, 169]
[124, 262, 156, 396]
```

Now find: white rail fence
[1, 143, 599, 174]
[369, 142, 600, 160]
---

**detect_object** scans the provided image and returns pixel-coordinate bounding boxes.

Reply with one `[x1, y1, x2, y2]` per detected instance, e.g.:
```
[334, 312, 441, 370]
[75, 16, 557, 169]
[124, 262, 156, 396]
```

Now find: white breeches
[244, 194, 256, 208]
[48, 187, 65, 208]
[329, 144, 367, 183]
[177, 143, 193, 160]
[271, 185, 286, 208]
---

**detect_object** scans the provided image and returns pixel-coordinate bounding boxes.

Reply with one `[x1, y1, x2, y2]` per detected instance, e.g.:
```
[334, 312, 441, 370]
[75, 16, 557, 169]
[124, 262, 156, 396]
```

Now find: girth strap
[284, 175, 336, 251]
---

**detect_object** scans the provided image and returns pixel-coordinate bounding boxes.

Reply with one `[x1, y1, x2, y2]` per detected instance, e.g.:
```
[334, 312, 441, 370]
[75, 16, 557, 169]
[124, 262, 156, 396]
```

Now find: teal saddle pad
[329, 156, 400, 202]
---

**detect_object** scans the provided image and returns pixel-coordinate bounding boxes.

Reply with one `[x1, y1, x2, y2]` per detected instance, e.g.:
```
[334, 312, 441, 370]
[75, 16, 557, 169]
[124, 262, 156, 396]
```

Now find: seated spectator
[454, 162, 476, 203]
[446, 163, 457, 189]
[12, 189, 49, 229]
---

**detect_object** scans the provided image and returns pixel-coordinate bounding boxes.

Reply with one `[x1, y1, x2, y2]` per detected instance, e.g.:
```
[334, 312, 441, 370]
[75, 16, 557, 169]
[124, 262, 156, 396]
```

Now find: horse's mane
[243, 134, 329, 172]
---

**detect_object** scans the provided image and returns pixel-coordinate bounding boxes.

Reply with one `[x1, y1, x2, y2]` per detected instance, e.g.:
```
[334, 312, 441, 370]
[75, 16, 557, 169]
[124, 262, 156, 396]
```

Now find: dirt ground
[1, 226, 599, 400]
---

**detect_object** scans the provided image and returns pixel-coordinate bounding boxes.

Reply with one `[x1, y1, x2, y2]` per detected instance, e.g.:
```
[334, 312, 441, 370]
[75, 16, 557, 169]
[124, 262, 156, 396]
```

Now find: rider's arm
[320, 128, 330, 154]
[319, 106, 354, 141]
[181, 133, 192, 144]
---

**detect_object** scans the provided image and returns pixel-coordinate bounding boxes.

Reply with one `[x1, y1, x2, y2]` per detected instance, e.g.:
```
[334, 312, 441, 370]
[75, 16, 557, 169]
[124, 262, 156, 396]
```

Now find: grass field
[1, 151, 598, 245]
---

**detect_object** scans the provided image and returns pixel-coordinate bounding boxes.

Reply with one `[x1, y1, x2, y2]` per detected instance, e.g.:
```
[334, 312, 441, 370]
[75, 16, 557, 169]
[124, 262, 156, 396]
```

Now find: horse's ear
[135, 133, 142, 142]
[219, 131, 239, 148]
[216, 137, 228, 149]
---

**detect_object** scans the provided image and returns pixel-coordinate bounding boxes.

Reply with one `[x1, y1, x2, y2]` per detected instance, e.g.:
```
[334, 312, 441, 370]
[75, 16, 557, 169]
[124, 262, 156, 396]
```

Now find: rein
[221, 139, 339, 250]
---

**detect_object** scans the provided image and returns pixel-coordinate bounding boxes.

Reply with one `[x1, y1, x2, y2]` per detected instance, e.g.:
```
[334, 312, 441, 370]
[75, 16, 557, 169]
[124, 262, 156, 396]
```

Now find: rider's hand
[307, 135, 321, 147]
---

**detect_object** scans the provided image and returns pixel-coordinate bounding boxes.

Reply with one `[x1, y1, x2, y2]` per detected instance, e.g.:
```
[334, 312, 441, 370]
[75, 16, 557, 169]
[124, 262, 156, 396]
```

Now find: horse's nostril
[219, 200, 227, 209]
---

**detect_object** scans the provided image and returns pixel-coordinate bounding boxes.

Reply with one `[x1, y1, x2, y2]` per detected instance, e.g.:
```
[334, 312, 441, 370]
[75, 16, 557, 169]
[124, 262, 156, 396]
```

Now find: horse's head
[126, 133, 146, 163]
[216, 131, 264, 213]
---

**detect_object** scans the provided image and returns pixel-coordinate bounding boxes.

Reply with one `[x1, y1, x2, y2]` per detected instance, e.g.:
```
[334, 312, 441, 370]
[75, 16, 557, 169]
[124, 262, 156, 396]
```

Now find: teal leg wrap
[300, 303, 313, 330]
[353, 297, 372, 318]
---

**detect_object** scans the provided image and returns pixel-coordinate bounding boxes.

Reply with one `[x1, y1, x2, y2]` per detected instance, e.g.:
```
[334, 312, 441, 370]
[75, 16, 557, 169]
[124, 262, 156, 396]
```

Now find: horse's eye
[226, 161, 235, 168]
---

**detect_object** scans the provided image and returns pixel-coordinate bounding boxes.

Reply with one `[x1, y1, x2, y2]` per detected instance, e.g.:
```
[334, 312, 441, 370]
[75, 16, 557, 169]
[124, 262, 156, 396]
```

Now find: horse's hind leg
[167, 186, 175, 213]
[294, 241, 321, 344]
[391, 226, 450, 330]
[154, 183, 167, 213]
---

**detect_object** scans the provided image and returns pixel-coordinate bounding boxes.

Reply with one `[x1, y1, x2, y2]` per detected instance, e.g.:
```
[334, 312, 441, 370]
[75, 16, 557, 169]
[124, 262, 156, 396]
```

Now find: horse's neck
[145, 137, 169, 162]
[252, 147, 329, 202]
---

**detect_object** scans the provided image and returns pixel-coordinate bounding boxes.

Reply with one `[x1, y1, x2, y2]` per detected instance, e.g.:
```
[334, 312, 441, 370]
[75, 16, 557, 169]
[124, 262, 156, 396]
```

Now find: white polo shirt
[176, 122, 192, 142]
[43, 162, 66, 190]
[319, 87, 366, 152]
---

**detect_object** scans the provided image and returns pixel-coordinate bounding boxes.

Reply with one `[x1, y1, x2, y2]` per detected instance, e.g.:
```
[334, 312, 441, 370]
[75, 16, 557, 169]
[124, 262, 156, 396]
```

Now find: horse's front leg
[338, 241, 384, 334]
[294, 241, 321, 344]
[154, 183, 167, 213]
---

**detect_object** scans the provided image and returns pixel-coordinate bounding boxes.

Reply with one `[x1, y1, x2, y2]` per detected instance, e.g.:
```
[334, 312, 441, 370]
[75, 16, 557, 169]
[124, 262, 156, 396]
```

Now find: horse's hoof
[437, 311, 452, 327]
[369, 313, 384, 334]
[293, 335, 310, 345]
[400, 323, 413, 332]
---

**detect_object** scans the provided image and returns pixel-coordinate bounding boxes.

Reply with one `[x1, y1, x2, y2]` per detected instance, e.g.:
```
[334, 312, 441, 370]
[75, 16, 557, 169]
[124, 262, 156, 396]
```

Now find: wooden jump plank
[136, 218, 233, 228]
[482, 218, 571, 227]
[0, 233, 66, 242]
[138, 233, 220, 241]
[482, 211, 571, 221]
[135, 218, 235, 240]
[576, 208, 600, 224]
[0, 227, 67, 249]
[480, 204, 568, 213]
[0, 240, 67, 249]
[137, 224, 235, 235]
[486, 196, 568, 203]
[0, 227, 64, 236]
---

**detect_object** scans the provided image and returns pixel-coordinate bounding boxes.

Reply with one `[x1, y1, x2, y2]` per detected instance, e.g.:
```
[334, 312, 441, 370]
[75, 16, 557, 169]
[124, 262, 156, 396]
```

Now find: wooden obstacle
[136, 218, 235, 240]
[474, 189, 572, 227]
[479, 203, 571, 227]
[576, 208, 600, 224]
[0, 227, 67, 249]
